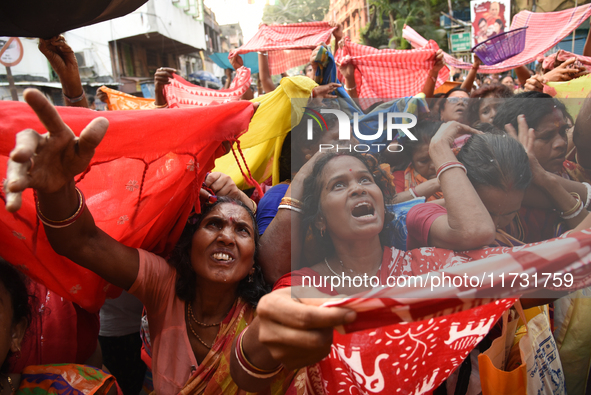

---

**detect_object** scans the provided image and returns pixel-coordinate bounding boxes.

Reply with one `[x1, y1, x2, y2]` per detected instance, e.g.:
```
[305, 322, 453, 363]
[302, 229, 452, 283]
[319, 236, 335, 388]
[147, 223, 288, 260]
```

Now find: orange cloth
[100, 86, 155, 111]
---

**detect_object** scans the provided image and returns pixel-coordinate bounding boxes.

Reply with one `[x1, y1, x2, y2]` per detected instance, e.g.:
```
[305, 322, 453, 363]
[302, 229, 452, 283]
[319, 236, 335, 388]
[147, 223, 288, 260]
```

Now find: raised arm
[337, 39, 358, 99]
[426, 122, 496, 250]
[460, 56, 481, 93]
[39, 36, 89, 108]
[584, 18, 591, 57]
[422, 50, 445, 98]
[5, 89, 139, 290]
[329, 22, 343, 57]
[257, 151, 323, 284]
[229, 55, 255, 100]
[514, 65, 531, 87]
[154, 67, 176, 108]
[223, 68, 233, 89]
[257, 52, 276, 94]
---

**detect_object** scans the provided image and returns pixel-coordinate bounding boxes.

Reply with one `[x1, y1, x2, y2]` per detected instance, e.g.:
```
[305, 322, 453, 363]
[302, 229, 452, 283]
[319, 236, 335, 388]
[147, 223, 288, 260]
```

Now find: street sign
[0, 37, 24, 67]
[450, 32, 472, 52]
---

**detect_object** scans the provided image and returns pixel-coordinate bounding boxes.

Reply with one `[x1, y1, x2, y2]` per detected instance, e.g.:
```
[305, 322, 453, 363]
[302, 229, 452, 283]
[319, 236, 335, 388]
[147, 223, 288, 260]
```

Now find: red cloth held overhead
[0, 100, 255, 313]
[164, 67, 251, 108]
[542, 49, 591, 71]
[230, 22, 336, 75]
[335, 37, 449, 99]
[403, 4, 591, 72]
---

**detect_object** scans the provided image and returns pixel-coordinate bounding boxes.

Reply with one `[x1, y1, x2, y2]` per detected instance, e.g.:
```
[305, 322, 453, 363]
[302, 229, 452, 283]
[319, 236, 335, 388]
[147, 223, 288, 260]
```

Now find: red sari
[0, 100, 255, 312]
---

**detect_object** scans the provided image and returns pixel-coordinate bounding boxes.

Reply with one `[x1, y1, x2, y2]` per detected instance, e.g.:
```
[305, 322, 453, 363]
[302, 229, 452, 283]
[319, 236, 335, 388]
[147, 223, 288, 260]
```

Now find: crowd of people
[3, 14, 591, 395]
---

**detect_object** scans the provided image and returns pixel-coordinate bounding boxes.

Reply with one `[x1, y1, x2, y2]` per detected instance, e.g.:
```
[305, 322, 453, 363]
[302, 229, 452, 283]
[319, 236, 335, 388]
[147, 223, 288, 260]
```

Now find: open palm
[5, 89, 108, 212]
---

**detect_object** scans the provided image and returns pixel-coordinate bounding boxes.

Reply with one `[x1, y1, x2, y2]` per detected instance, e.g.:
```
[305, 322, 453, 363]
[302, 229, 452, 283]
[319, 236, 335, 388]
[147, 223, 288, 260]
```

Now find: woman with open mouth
[228, 122, 591, 394]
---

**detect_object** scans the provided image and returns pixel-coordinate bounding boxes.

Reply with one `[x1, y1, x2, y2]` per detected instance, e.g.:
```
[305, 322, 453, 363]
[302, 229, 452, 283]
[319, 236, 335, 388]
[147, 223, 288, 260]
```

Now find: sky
[204, 0, 267, 42]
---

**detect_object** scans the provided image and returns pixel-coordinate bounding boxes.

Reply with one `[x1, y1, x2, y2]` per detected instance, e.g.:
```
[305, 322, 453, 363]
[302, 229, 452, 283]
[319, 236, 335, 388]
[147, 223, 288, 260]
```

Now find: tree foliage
[262, 0, 329, 24]
[361, 0, 470, 50]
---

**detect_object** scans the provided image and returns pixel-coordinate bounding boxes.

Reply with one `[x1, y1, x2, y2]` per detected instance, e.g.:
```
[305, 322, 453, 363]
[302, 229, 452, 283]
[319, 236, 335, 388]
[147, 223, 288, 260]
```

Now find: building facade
[326, 0, 369, 44]
[0, 0, 218, 101]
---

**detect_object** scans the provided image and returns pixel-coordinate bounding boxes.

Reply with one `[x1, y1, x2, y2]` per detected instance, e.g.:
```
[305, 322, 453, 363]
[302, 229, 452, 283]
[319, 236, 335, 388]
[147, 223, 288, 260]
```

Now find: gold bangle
[249, 199, 257, 214]
[280, 196, 303, 209]
[561, 192, 582, 217]
[152, 102, 168, 109]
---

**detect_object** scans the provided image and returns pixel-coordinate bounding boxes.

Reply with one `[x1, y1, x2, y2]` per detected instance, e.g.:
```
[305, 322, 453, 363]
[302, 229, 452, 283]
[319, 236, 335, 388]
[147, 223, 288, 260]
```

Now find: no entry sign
[0, 37, 24, 67]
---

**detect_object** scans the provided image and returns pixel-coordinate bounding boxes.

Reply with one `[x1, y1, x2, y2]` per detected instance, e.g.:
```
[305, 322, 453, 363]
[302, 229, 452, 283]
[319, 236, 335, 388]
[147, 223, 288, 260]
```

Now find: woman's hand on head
[256, 287, 356, 370]
[202, 172, 242, 199]
[201, 172, 255, 211]
[294, 148, 333, 182]
[505, 115, 548, 185]
[429, 121, 482, 154]
[4, 89, 108, 212]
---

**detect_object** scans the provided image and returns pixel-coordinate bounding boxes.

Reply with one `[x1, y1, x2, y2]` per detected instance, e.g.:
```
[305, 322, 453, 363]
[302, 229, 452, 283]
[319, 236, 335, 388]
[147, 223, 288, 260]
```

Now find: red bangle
[37, 187, 86, 228]
[436, 161, 467, 181]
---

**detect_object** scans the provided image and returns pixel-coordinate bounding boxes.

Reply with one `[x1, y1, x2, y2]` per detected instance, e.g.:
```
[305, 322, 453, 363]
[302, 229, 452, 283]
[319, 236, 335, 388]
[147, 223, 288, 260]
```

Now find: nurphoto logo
[304, 107, 418, 153]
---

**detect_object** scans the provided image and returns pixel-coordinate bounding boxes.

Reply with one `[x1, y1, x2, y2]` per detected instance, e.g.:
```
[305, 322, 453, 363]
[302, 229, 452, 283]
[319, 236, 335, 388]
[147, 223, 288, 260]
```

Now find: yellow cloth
[554, 289, 591, 395]
[546, 73, 591, 119]
[213, 76, 317, 189]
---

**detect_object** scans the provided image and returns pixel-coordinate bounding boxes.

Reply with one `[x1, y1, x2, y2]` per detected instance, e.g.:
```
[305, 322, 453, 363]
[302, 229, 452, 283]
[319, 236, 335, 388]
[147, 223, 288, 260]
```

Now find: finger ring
[27, 157, 35, 175]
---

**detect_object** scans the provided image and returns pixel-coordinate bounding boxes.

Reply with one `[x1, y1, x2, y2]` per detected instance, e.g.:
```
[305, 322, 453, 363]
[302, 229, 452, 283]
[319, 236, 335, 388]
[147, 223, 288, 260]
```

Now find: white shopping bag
[518, 304, 566, 395]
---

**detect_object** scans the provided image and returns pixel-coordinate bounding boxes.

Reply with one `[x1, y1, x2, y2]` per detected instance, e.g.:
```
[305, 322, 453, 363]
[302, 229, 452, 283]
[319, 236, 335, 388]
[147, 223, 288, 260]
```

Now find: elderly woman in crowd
[3, 89, 294, 394]
[406, 121, 588, 250]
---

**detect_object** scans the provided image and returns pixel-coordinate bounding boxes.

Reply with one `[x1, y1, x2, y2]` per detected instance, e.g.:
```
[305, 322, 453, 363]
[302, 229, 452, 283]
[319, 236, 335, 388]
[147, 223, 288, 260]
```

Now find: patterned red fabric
[0, 101, 255, 312]
[277, 230, 591, 394]
[164, 67, 251, 108]
[403, 4, 591, 73]
[229, 22, 336, 75]
[334, 37, 450, 98]
[542, 49, 591, 71]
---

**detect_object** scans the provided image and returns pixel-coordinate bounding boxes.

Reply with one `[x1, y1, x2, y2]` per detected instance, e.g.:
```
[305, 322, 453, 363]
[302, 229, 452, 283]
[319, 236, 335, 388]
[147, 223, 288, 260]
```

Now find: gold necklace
[186, 304, 217, 349]
[187, 302, 223, 327]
